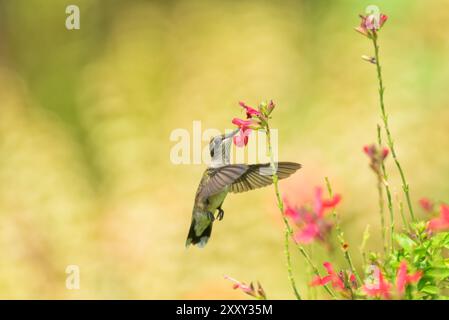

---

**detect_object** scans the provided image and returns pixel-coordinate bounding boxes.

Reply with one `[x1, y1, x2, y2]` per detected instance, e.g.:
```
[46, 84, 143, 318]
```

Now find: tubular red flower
[310, 262, 345, 290]
[231, 117, 257, 147]
[396, 261, 422, 296]
[233, 128, 251, 147]
[239, 101, 261, 119]
[293, 223, 320, 244]
[224, 275, 253, 295]
[427, 204, 449, 232]
[284, 187, 340, 245]
[231, 117, 254, 129]
[314, 187, 341, 218]
[355, 13, 388, 38]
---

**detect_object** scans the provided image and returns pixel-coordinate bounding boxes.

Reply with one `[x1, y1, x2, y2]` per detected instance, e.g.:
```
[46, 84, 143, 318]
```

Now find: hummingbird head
[209, 129, 239, 167]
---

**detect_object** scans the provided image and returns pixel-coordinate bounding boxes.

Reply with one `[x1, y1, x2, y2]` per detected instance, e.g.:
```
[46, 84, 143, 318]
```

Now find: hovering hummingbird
[186, 129, 301, 248]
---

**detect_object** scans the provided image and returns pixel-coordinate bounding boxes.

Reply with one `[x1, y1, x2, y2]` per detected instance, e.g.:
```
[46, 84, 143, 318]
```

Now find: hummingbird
[186, 129, 301, 248]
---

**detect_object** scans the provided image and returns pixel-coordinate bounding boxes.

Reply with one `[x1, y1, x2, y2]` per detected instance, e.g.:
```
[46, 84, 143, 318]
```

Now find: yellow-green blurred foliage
[0, 0, 448, 299]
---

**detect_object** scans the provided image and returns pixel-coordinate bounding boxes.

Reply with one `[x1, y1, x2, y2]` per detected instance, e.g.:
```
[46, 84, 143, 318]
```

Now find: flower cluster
[310, 262, 357, 294]
[311, 261, 422, 299]
[284, 187, 341, 245]
[355, 13, 388, 39]
[362, 261, 422, 299]
[231, 101, 275, 147]
[363, 144, 389, 176]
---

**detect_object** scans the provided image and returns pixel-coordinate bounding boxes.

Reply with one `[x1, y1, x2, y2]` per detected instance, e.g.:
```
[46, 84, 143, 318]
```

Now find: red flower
[239, 101, 261, 118]
[363, 144, 389, 175]
[419, 198, 434, 213]
[284, 187, 341, 245]
[355, 14, 388, 38]
[314, 187, 341, 218]
[363, 266, 392, 299]
[310, 262, 345, 290]
[363, 144, 389, 160]
[231, 118, 256, 147]
[396, 261, 422, 296]
[294, 222, 320, 244]
[224, 275, 253, 294]
[427, 204, 449, 232]
[224, 275, 266, 299]
[231, 118, 254, 128]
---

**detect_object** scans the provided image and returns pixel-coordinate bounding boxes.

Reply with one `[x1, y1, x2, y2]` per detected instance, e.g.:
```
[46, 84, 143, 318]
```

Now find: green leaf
[426, 268, 449, 280]
[395, 233, 416, 252]
[431, 232, 449, 246]
[421, 285, 439, 295]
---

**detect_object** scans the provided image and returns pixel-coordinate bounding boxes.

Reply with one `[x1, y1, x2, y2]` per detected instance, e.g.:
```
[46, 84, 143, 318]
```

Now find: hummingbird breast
[206, 187, 229, 212]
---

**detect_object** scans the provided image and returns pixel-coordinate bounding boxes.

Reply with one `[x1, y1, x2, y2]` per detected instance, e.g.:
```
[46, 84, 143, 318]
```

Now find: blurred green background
[0, 0, 448, 299]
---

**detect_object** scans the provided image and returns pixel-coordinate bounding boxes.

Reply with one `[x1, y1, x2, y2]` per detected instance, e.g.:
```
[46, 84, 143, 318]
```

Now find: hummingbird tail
[185, 219, 213, 248]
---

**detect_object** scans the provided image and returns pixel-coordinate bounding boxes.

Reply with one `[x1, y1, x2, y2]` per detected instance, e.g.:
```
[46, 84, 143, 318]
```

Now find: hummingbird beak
[224, 129, 239, 140]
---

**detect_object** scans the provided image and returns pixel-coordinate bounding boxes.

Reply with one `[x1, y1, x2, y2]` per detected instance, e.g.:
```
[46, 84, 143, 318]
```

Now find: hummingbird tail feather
[185, 220, 213, 248]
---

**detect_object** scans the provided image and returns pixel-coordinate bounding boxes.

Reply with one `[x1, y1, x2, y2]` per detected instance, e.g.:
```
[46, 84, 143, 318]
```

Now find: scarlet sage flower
[314, 187, 341, 217]
[363, 144, 389, 160]
[310, 262, 345, 290]
[284, 187, 341, 245]
[363, 144, 389, 175]
[239, 101, 261, 118]
[396, 261, 422, 296]
[231, 118, 258, 147]
[224, 275, 253, 294]
[355, 13, 388, 38]
[363, 267, 392, 299]
[223, 275, 266, 299]
[427, 204, 449, 232]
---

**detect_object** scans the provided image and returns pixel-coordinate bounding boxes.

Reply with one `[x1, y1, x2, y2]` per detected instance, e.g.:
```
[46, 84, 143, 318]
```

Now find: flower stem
[324, 177, 362, 285]
[372, 35, 415, 222]
[395, 191, 409, 231]
[284, 229, 301, 300]
[376, 169, 387, 255]
[265, 125, 338, 299]
[265, 124, 301, 300]
[377, 124, 395, 252]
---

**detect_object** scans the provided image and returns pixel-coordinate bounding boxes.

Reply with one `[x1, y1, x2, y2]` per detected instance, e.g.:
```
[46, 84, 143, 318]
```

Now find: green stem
[324, 177, 362, 285]
[372, 35, 415, 222]
[376, 173, 387, 255]
[377, 124, 395, 252]
[265, 125, 301, 300]
[284, 229, 301, 300]
[395, 192, 409, 231]
[266, 125, 337, 299]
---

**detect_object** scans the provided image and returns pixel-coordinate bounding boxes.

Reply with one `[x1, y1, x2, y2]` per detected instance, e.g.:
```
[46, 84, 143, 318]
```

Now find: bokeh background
[0, 0, 448, 299]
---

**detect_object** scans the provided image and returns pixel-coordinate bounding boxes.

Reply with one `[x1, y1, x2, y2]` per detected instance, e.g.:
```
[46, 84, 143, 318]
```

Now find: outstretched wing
[229, 162, 301, 193]
[197, 164, 249, 200]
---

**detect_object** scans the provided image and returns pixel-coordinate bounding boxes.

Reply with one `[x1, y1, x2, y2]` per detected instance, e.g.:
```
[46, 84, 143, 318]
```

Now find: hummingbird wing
[197, 164, 249, 200]
[229, 162, 301, 193]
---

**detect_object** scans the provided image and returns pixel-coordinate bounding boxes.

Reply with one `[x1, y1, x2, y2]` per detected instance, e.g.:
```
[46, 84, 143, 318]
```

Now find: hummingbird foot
[217, 207, 224, 221]
[207, 211, 215, 222]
